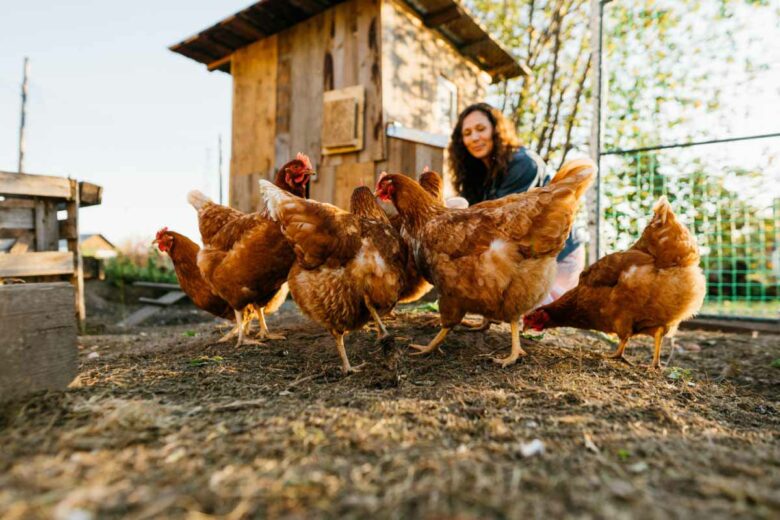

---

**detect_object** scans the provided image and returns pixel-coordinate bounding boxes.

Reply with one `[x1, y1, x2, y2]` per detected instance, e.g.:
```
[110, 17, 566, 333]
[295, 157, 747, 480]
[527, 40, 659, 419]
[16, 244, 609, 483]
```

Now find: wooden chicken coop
[171, 0, 528, 211]
[0, 170, 103, 325]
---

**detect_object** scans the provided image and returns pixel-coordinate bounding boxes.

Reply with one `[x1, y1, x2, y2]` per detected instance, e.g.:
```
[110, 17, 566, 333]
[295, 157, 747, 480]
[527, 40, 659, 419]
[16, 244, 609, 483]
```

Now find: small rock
[87, 352, 100, 360]
[628, 461, 649, 473]
[519, 439, 545, 458]
[278, 390, 293, 396]
[524, 420, 539, 429]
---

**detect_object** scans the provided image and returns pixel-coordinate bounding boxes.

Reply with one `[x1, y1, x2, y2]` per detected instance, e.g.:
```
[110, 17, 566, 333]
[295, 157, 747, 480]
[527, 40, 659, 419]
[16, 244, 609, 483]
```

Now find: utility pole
[218, 134, 224, 205]
[588, 0, 611, 263]
[18, 57, 30, 173]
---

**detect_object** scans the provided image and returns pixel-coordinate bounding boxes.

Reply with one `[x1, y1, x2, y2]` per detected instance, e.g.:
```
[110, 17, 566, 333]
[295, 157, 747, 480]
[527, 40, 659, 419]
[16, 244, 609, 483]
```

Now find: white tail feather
[258, 179, 289, 221]
[187, 190, 211, 210]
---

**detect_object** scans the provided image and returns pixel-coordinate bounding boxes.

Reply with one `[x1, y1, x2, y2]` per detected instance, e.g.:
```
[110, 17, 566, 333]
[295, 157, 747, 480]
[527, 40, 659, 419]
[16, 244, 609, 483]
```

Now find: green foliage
[188, 355, 224, 367]
[617, 448, 631, 461]
[771, 359, 780, 369]
[104, 249, 178, 287]
[666, 367, 694, 381]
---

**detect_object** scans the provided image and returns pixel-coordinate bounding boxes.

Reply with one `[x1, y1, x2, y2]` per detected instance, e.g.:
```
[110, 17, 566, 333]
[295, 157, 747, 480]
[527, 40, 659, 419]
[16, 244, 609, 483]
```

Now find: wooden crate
[0, 283, 78, 401]
[0, 170, 103, 327]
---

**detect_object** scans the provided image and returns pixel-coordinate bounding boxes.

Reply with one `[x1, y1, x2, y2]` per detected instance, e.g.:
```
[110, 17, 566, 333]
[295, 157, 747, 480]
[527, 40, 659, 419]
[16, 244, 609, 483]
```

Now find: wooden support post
[67, 179, 86, 328]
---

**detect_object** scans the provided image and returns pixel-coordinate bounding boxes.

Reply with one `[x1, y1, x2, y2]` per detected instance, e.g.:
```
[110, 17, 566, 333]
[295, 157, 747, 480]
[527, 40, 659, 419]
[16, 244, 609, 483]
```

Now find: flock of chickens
[154, 152, 706, 374]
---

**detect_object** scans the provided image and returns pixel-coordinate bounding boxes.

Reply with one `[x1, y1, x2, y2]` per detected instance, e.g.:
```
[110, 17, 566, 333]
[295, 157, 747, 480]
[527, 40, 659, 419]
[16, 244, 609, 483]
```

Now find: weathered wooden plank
[0, 207, 34, 229]
[78, 182, 103, 207]
[0, 171, 72, 199]
[0, 282, 78, 402]
[67, 180, 85, 325]
[381, 0, 488, 134]
[0, 198, 35, 209]
[0, 251, 74, 277]
[58, 218, 78, 240]
[9, 234, 33, 254]
[357, 0, 384, 163]
[34, 200, 59, 251]
[133, 281, 181, 290]
[138, 291, 187, 306]
[116, 305, 162, 328]
[230, 35, 278, 212]
[334, 161, 375, 209]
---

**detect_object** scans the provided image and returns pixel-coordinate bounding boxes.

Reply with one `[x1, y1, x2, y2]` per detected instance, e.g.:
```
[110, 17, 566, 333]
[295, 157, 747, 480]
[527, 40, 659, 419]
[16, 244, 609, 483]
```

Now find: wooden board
[0, 251, 75, 278]
[334, 161, 376, 209]
[0, 282, 78, 402]
[0, 171, 72, 200]
[79, 182, 103, 207]
[229, 35, 278, 212]
[0, 207, 34, 229]
[322, 86, 365, 153]
[381, 0, 488, 134]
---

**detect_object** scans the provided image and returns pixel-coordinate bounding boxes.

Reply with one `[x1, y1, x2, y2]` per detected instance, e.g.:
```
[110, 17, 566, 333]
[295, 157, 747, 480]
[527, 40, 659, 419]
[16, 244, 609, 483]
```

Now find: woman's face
[461, 110, 494, 160]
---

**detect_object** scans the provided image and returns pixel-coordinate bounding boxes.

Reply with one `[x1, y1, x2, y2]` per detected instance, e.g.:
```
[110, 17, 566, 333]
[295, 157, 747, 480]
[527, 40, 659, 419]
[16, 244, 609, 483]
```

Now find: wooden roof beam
[458, 37, 490, 57]
[207, 54, 232, 72]
[423, 5, 463, 27]
[222, 15, 267, 41]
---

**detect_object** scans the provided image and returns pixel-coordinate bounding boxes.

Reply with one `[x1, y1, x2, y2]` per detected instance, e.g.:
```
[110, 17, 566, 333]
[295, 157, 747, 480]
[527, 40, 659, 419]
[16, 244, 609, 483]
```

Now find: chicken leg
[650, 328, 664, 370]
[364, 298, 389, 340]
[493, 320, 528, 367]
[230, 309, 265, 347]
[255, 307, 286, 340]
[333, 332, 363, 374]
[409, 328, 450, 356]
[604, 337, 632, 365]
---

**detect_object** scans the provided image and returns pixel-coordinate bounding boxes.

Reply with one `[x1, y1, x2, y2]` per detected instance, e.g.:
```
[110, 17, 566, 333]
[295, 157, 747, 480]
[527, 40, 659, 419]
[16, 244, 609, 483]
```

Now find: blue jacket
[482, 147, 581, 261]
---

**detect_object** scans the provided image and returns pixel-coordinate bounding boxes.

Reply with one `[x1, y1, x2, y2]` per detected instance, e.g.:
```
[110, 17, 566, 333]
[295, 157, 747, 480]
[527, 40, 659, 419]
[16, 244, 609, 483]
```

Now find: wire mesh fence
[598, 134, 780, 321]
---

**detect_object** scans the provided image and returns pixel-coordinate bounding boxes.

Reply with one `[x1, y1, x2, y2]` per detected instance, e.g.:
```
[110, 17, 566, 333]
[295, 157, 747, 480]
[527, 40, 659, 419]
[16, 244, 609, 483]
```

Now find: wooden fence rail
[0, 170, 102, 326]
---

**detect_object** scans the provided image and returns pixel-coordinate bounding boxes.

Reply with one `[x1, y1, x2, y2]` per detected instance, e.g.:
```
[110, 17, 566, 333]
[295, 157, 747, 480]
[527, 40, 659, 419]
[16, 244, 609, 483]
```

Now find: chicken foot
[231, 309, 266, 347]
[333, 332, 364, 374]
[254, 307, 286, 340]
[603, 337, 633, 365]
[492, 321, 528, 367]
[364, 298, 389, 340]
[217, 314, 252, 343]
[409, 328, 450, 356]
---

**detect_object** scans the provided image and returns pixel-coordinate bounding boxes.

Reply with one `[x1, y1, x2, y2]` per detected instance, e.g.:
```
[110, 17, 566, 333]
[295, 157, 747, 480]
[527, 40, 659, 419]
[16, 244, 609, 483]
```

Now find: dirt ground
[1, 284, 778, 519]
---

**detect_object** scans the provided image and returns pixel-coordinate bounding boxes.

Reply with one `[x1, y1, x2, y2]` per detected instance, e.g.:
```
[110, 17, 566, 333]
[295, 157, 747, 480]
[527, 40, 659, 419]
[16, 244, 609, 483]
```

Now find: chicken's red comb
[296, 152, 313, 170]
[156, 227, 169, 239]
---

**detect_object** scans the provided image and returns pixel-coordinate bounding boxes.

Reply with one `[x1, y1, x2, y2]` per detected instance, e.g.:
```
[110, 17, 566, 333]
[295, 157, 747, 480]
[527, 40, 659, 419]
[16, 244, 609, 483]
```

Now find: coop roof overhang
[169, 0, 528, 81]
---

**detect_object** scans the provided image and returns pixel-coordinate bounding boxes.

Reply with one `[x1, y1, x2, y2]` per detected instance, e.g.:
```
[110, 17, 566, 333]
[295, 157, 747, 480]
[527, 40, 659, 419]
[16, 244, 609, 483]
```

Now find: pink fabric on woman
[537, 245, 586, 307]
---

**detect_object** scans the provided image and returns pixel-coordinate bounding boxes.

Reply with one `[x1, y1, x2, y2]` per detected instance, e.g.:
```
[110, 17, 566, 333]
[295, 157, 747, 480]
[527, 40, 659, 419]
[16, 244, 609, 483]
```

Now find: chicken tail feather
[187, 190, 211, 211]
[652, 195, 671, 224]
[550, 158, 597, 199]
[258, 179, 292, 221]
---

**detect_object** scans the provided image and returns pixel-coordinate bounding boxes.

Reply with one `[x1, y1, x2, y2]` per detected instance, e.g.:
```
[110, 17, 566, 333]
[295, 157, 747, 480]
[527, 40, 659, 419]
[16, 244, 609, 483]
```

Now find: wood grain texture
[381, 0, 488, 133]
[0, 251, 75, 277]
[0, 282, 78, 402]
[0, 171, 72, 199]
[230, 35, 278, 212]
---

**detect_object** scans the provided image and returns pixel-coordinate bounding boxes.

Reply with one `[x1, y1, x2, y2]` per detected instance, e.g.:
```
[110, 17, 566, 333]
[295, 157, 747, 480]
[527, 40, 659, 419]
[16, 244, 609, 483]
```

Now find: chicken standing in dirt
[187, 153, 315, 347]
[153, 228, 256, 341]
[375, 159, 595, 366]
[388, 169, 444, 305]
[259, 182, 408, 373]
[524, 196, 706, 369]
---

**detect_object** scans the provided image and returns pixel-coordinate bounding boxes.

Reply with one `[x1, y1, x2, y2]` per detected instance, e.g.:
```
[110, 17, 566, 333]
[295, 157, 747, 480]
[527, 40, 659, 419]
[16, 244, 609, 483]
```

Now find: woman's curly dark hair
[448, 103, 521, 204]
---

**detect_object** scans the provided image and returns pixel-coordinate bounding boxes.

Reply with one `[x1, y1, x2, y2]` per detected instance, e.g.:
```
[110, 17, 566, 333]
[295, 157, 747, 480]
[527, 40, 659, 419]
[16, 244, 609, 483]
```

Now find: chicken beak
[307, 169, 317, 181]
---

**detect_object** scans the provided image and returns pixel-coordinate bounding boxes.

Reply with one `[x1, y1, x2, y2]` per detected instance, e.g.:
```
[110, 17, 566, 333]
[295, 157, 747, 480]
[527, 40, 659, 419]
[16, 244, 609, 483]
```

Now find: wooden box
[0, 282, 78, 402]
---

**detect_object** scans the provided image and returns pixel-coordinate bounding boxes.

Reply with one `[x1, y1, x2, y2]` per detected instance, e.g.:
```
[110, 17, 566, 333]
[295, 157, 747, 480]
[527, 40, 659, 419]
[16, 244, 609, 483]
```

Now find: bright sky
[0, 0, 250, 247]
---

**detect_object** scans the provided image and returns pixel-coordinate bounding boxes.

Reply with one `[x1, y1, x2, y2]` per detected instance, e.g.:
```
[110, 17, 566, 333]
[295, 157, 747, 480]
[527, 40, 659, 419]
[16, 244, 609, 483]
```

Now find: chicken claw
[333, 332, 363, 374]
[603, 338, 632, 365]
[492, 321, 527, 367]
[409, 328, 450, 356]
[255, 308, 285, 341]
